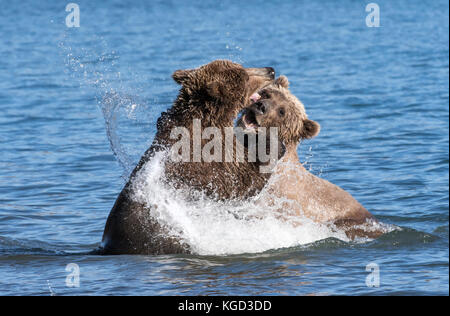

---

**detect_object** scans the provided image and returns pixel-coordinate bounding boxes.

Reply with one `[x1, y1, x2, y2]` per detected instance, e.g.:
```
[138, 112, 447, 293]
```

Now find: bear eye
[260, 91, 271, 99]
[278, 108, 285, 117]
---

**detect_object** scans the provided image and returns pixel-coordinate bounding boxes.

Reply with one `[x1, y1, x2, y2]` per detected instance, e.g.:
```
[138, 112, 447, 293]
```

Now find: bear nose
[255, 101, 267, 114]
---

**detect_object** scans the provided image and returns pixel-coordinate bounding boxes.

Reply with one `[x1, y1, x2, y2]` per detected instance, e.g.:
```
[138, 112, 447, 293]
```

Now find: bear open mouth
[242, 109, 259, 131]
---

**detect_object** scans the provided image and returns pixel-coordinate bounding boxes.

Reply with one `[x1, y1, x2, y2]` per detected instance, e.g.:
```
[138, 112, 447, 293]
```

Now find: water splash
[130, 153, 368, 256]
[100, 92, 138, 178]
[59, 34, 150, 179]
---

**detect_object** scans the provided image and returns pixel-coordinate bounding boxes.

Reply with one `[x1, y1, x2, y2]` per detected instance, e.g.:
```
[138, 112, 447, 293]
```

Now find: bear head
[236, 75, 320, 148]
[171, 60, 275, 115]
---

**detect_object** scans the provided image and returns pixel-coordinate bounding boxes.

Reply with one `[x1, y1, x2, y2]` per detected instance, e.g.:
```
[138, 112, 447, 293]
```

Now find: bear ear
[172, 69, 194, 85]
[301, 119, 320, 139]
[275, 75, 289, 88]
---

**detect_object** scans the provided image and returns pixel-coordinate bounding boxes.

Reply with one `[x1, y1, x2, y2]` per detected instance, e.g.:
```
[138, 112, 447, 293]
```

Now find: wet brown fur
[249, 77, 383, 240]
[100, 60, 276, 255]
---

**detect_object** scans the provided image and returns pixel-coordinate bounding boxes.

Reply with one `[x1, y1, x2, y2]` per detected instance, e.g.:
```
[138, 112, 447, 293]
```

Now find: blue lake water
[0, 0, 448, 295]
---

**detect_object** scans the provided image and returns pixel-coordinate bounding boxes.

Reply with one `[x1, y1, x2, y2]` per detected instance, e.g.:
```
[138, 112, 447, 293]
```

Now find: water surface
[0, 0, 448, 295]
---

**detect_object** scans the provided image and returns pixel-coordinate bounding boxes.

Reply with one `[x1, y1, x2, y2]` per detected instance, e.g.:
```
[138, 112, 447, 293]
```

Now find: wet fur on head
[172, 60, 249, 106]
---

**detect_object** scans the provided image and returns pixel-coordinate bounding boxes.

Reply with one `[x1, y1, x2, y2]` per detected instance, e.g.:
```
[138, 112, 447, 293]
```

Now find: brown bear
[237, 76, 384, 240]
[100, 60, 279, 255]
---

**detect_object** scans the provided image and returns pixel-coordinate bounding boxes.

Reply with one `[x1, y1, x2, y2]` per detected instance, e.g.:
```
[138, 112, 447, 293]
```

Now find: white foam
[130, 153, 351, 256]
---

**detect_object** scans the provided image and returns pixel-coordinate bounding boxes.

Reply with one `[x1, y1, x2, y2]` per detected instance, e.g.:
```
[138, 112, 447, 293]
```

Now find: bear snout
[246, 67, 275, 80]
[264, 67, 275, 79]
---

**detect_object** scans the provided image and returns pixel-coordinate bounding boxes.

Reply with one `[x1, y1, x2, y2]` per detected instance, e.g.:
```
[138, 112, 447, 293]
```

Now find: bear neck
[281, 143, 303, 167]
